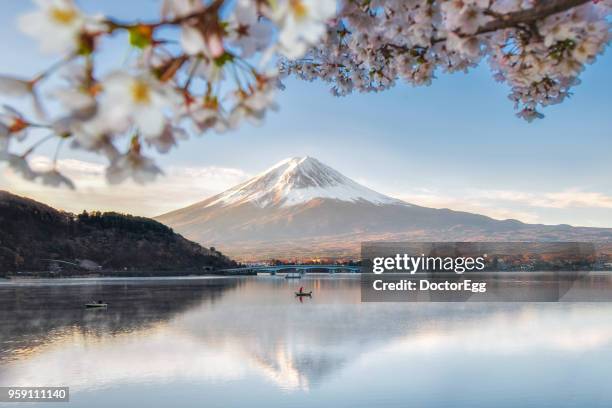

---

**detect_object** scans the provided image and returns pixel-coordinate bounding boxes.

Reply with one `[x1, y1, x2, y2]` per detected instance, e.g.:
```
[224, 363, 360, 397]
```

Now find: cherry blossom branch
[478, 0, 592, 34]
[0, 0, 609, 189]
[105, 0, 224, 31]
[282, 0, 610, 122]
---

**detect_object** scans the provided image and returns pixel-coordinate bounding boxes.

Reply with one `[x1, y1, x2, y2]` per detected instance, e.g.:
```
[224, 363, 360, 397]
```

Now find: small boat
[295, 291, 312, 297]
[85, 302, 108, 308]
[285, 273, 302, 279]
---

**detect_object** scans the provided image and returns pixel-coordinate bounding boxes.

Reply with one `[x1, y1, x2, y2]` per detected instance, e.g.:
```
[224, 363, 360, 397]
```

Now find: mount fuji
[156, 157, 612, 260]
[200, 156, 404, 208]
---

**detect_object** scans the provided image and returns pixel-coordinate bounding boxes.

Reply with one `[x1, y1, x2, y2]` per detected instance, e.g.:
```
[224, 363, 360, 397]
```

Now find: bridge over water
[219, 264, 361, 275]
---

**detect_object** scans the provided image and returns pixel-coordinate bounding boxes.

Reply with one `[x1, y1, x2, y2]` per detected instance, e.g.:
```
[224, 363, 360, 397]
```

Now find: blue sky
[0, 0, 611, 227]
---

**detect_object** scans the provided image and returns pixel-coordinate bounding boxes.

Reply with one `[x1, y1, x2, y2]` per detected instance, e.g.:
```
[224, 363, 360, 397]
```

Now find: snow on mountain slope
[204, 157, 406, 208]
[156, 156, 612, 260]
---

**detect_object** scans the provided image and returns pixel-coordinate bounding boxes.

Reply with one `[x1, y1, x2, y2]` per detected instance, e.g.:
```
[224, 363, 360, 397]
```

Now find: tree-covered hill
[0, 191, 236, 275]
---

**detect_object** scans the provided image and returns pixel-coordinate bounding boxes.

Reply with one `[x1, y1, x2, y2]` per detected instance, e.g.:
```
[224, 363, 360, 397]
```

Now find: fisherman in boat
[85, 300, 107, 308]
[295, 287, 311, 297]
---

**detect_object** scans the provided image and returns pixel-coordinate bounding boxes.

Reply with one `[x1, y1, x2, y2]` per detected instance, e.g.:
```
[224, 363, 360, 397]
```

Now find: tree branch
[477, 0, 592, 35]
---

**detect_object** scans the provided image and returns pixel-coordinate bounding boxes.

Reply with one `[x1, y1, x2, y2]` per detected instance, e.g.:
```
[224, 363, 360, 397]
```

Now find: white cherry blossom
[2, 153, 37, 180]
[98, 72, 178, 138]
[227, 0, 274, 57]
[39, 169, 75, 189]
[161, 0, 204, 19]
[106, 147, 163, 184]
[53, 63, 98, 116]
[145, 124, 188, 153]
[282, 0, 610, 121]
[188, 100, 229, 134]
[18, 0, 86, 54]
[272, 0, 337, 59]
[1, 0, 609, 188]
[180, 25, 225, 58]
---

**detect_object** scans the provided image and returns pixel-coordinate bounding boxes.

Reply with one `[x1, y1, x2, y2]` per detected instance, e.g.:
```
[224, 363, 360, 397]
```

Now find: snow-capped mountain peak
[156, 157, 612, 261]
[205, 156, 406, 208]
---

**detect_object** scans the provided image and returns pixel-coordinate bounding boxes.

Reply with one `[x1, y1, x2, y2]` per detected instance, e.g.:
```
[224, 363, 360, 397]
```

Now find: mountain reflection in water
[1, 275, 612, 408]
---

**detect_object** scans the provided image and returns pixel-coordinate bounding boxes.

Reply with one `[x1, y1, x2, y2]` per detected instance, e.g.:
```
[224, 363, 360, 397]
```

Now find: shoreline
[1, 269, 258, 280]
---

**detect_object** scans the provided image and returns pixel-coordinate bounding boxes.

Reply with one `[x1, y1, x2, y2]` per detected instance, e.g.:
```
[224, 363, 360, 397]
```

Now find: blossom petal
[181, 26, 208, 56]
[134, 108, 165, 137]
[39, 169, 76, 189]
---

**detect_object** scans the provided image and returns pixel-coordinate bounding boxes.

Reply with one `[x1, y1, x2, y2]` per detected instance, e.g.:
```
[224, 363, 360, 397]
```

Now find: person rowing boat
[295, 287, 312, 297]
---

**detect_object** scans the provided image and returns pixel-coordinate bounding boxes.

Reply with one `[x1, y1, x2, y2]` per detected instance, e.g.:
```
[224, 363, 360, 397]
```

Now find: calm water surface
[1, 275, 611, 407]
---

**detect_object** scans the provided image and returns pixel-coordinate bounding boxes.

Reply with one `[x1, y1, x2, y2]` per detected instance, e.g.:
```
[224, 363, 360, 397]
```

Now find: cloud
[469, 189, 612, 210]
[393, 187, 612, 226]
[0, 155, 251, 217]
[391, 188, 539, 223]
[533, 190, 612, 209]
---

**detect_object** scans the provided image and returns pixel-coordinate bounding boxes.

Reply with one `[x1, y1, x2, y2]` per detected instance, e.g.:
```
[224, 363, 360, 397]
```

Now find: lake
[1, 275, 612, 407]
